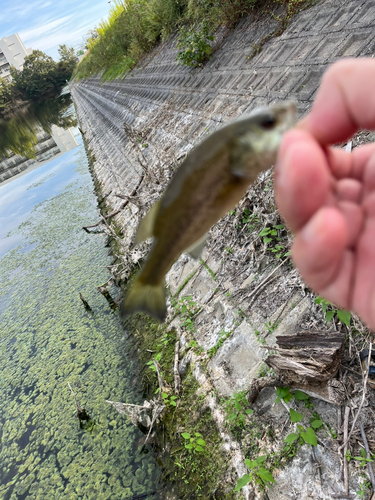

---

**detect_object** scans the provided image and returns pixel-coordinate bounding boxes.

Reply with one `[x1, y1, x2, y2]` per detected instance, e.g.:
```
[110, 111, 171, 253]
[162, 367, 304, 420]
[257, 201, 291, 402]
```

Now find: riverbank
[71, 1, 375, 498]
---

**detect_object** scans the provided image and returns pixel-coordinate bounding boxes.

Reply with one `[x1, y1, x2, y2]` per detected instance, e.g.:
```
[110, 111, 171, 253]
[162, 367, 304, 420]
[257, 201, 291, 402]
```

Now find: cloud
[19, 15, 72, 42]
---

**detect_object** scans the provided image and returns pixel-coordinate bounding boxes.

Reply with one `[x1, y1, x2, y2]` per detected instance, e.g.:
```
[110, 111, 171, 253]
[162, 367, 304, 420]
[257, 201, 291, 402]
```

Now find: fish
[121, 101, 296, 321]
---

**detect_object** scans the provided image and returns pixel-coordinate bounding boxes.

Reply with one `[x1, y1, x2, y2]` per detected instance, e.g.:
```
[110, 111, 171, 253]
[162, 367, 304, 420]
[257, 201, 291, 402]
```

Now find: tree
[11, 50, 57, 99]
[58, 44, 76, 63]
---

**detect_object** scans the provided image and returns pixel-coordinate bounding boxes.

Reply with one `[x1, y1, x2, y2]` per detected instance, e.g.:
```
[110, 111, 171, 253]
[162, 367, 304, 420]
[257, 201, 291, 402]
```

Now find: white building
[0, 33, 32, 82]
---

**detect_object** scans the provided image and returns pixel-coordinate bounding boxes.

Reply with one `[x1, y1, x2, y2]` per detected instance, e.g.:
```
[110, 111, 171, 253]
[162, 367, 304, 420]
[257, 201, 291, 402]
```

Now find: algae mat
[0, 141, 160, 499]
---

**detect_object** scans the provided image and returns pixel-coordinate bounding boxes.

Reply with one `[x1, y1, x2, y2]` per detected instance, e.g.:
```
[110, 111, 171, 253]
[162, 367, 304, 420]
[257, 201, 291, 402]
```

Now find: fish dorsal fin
[185, 233, 208, 259]
[136, 200, 161, 244]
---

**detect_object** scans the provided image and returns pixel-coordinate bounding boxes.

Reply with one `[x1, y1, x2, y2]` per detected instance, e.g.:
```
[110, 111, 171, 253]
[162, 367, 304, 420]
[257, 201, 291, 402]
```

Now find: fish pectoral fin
[120, 278, 167, 322]
[185, 233, 208, 260]
[135, 200, 161, 244]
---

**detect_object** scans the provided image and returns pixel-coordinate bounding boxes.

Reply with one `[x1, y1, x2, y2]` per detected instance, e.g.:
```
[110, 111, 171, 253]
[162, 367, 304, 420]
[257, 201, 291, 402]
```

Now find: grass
[73, 0, 316, 81]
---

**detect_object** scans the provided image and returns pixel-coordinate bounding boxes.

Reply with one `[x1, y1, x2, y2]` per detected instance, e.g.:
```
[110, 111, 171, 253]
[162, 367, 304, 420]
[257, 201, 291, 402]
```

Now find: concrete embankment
[71, 1, 375, 498]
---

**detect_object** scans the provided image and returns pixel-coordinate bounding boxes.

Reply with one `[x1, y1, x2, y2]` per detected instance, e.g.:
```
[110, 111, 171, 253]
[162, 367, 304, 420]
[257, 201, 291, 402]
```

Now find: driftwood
[266, 331, 346, 383]
[248, 331, 347, 405]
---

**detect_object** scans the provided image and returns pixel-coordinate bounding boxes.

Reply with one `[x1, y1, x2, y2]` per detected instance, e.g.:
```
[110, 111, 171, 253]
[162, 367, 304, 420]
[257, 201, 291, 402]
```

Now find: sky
[0, 0, 112, 60]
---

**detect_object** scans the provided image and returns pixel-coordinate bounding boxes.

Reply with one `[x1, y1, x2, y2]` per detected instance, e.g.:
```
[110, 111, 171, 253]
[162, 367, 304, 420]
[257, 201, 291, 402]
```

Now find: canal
[0, 93, 161, 499]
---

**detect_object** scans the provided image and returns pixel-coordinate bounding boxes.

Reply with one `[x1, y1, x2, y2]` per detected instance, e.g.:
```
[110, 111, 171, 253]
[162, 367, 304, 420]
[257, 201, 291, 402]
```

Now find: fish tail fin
[121, 277, 167, 322]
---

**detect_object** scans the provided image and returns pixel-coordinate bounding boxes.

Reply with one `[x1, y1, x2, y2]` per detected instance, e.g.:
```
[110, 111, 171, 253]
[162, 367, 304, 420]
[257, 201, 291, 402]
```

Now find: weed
[234, 455, 275, 491]
[315, 296, 351, 326]
[162, 392, 178, 407]
[174, 295, 200, 332]
[264, 320, 279, 334]
[255, 330, 266, 345]
[176, 20, 214, 67]
[200, 259, 216, 280]
[259, 224, 289, 259]
[207, 330, 232, 357]
[181, 431, 206, 453]
[225, 390, 253, 429]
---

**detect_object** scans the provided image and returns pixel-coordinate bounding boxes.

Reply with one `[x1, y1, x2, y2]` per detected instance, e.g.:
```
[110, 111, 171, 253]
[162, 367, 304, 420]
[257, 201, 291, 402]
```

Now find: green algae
[0, 146, 160, 499]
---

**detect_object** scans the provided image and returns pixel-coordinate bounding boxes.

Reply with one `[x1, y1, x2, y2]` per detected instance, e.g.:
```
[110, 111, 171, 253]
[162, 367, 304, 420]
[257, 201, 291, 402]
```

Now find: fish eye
[260, 116, 276, 129]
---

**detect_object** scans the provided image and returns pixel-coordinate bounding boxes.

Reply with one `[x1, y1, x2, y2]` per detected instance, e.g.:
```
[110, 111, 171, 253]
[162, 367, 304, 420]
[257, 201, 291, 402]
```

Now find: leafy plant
[161, 392, 178, 407]
[234, 455, 275, 491]
[315, 296, 351, 326]
[207, 330, 231, 357]
[238, 209, 259, 232]
[275, 387, 293, 403]
[264, 320, 279, 333]
[346, 448, 374, 467]
[176, 295, 199, 332]
[176, 21, 214, 67]
[225, 391, 253, 428]
[259, 224, 289, 259]
[181, 432, 206, 452]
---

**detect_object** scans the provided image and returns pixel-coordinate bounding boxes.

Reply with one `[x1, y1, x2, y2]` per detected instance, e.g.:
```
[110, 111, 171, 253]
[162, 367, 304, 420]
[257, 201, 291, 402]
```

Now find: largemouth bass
[121, 102, 296, 321]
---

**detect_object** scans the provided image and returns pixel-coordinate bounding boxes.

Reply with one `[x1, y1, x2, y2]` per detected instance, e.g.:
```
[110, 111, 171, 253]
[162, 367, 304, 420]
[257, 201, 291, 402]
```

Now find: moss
[122, 306, 236, 499]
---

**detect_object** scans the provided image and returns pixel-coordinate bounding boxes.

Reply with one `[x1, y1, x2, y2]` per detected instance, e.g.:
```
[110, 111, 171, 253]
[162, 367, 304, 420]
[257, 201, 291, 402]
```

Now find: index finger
[300, 58, 375, 145]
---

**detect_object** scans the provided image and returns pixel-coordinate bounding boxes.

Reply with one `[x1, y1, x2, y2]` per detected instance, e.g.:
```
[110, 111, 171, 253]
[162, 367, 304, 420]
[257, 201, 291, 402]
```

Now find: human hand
[275, 58, 375, 329]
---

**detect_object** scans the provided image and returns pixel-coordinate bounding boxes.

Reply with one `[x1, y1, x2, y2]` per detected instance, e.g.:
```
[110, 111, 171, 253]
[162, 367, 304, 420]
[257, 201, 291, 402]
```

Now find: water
[0, 97, 160, 499]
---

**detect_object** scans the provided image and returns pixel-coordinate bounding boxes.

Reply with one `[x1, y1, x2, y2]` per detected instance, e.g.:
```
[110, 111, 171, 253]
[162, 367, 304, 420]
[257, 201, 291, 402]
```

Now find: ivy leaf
[294, 390, 309, 401]
[290, 409, 303, 423]
[257, 468, 276, 483]
[181, 432, 190, 440]
[301, 427, 317, 446]
[311, 419, 323, 429]
[325, 310, 335, 322]
[234, 474, 250, 491]
[275, 387, 291, 403]
[337, 309, 351, 326]
[245, 459, 257, 469]
[285, 433, 299, 444]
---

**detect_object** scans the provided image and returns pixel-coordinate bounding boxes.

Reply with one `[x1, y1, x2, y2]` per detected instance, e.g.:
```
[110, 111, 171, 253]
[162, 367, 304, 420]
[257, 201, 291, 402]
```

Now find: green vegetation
[74, 0, 317, 81]
[235, 387, 327, 493]
[315, 296, 351, 326]
[234, 455, 275, 491]
[207, 329, 232, 357]
[122, 311, 236, 498]
[225, 391, 254, 430]
[0, 45, 77, 115]
[259, 224, 290, 259]
[176, 20, 214, 67]
[0, 152, 160, 498]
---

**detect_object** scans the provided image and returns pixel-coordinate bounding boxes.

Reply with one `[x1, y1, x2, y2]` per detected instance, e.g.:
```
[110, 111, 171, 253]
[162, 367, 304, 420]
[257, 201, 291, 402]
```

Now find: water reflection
[0, 91, 78, 184]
